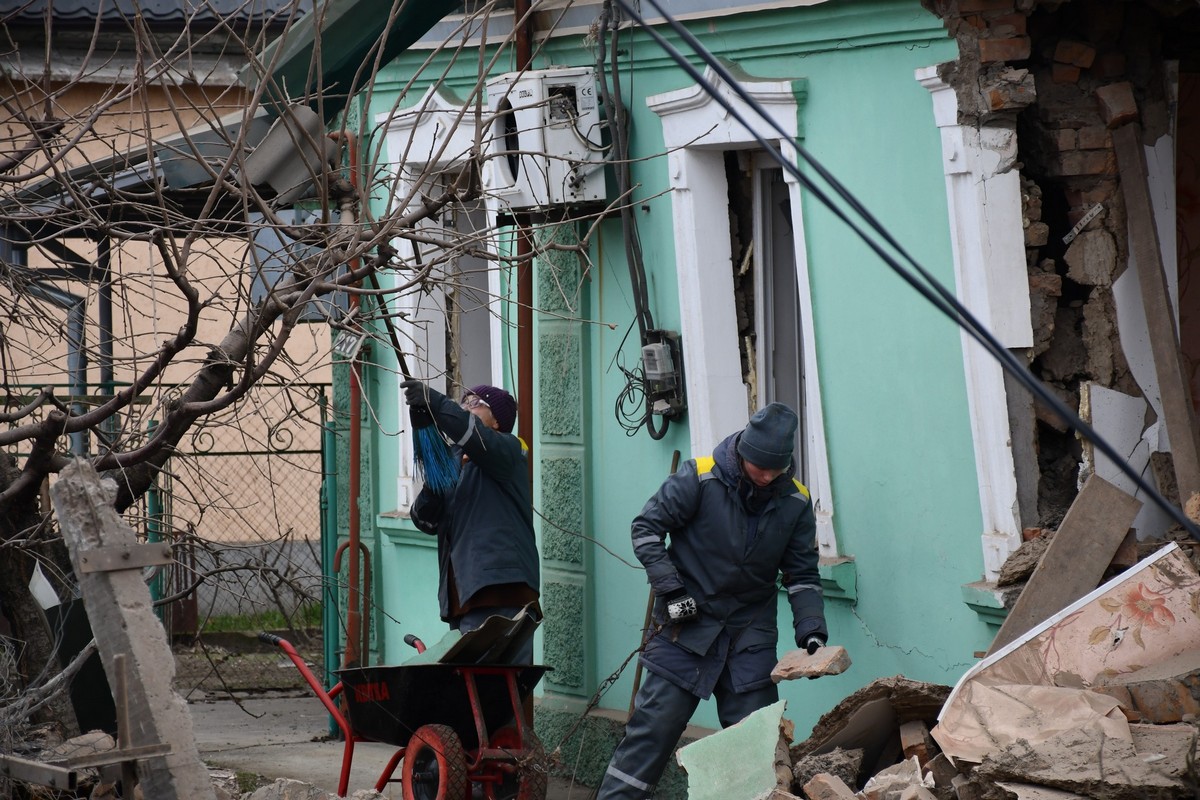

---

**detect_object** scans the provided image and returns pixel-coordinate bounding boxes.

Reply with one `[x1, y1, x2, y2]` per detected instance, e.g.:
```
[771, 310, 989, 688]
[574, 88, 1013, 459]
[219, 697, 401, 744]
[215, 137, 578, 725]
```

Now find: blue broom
[367, 274, 460, 494]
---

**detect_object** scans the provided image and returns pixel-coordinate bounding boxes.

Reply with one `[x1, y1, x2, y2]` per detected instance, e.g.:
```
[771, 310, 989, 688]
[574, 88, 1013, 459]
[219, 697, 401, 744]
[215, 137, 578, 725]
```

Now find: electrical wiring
[613, 0, 1200, 540]
[598, 0, 672, 440]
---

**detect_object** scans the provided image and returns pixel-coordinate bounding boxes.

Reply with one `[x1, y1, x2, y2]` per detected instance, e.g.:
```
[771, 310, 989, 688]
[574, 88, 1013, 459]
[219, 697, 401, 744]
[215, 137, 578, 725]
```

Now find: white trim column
[917, 65, 1032, 580]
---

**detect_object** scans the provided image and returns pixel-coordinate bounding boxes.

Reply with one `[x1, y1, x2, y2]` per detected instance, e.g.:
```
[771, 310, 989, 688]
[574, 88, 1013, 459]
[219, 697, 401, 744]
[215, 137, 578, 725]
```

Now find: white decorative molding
[648, 65, 838, 557]
[916, 65, 1028, 580]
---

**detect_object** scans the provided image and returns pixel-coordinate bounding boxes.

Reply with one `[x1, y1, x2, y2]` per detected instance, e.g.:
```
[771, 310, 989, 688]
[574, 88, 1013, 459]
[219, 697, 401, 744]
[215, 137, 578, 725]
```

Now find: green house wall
[337, 0, 996, 793]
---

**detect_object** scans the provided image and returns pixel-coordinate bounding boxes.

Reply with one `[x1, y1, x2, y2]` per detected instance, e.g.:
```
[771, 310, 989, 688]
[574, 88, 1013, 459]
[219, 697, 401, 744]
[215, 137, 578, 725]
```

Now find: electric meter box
[485, 67, 608, 211]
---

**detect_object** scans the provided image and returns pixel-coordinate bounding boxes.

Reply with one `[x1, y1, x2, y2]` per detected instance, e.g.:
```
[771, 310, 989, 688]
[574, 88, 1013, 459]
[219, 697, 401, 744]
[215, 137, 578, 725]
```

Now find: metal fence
[153, 382, 330, 695]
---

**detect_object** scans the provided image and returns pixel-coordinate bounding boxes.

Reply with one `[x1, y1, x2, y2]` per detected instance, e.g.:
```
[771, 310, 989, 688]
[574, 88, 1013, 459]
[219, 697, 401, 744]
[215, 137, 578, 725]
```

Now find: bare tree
[0, 0, 611, 743]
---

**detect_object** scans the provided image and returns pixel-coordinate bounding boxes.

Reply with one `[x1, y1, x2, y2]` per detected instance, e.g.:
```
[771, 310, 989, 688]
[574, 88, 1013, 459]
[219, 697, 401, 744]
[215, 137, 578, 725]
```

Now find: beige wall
[4, 77, 331, 542]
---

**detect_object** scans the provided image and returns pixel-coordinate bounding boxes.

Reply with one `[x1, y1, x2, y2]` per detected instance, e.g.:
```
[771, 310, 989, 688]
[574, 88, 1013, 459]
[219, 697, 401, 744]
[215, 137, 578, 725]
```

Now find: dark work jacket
[409, 388, 539, 621]
[632, 432, 826, 696]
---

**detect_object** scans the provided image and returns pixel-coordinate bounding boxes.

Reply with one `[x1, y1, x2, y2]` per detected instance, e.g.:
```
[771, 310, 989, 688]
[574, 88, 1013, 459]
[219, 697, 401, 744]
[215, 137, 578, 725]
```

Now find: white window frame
[916, 65, 1033, 581]
[647, 66, 839, 557]
[376, 86, 505, 508]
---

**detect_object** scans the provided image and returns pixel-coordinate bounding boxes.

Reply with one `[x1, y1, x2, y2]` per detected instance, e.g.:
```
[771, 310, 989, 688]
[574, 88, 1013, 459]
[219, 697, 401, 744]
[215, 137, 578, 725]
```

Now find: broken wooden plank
[988, 474, 1141, 654]
[771, 646, 851, 682]
[50, 460, 216, 800]
[1112, 121, 1200, 503]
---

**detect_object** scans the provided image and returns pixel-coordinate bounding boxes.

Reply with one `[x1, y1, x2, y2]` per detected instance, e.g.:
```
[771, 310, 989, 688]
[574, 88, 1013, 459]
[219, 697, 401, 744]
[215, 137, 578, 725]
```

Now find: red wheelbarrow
[259, 632, 550, 799]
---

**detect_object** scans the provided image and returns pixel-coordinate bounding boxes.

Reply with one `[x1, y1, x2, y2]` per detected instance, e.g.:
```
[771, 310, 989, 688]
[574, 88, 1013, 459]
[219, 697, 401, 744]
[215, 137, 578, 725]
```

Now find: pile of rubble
[681, 540, 1200, 800]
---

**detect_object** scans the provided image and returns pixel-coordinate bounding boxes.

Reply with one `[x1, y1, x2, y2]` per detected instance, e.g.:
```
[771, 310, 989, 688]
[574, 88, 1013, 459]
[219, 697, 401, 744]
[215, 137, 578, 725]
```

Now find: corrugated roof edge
[0, 0, 313, 27]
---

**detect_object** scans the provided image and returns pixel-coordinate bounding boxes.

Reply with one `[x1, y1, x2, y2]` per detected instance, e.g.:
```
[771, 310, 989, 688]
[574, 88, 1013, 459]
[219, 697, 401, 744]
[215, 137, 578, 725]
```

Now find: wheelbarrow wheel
[403, 724, 470, 800]
[490, 726, 548, 800]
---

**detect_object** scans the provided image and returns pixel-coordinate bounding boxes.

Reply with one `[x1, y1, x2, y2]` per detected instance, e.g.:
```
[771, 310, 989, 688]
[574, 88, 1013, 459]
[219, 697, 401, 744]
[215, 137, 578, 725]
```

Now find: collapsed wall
[924, 0, 1200, 529]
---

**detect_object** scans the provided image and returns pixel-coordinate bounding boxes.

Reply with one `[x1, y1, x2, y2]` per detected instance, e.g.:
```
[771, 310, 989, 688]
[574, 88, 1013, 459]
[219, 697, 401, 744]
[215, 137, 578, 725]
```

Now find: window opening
[727, 153, 807, 480]
[444, 201, 494, 394]
[755, 164, 807, 480]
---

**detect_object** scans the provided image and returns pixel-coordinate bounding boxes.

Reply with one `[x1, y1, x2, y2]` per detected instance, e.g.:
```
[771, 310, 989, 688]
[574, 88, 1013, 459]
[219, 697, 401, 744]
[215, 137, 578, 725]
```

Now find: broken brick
[989, 12, 1027, 36]
[899, 720, 934, 766]
[1025, 222, 1049, 247]
[1053, 128, 1076, 150]
[1076, 125, 1111, 150]
[802, 773, 858, 800]
[1053, 39, 1097, 68]
[1052, 63, 1081, 84]
[979, 36, 1032, 63]
[1123, 679, 1200, 723]
[1094, 82, 1139, 128]
[983, 70, 1037, 111]
[772, 646, 851, 682]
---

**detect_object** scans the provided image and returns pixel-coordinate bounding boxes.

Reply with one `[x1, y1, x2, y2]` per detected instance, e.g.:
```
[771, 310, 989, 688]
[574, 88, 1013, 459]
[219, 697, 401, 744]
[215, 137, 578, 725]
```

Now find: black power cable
[613, 0, 1200, 541]
[598, 0, 671, 440]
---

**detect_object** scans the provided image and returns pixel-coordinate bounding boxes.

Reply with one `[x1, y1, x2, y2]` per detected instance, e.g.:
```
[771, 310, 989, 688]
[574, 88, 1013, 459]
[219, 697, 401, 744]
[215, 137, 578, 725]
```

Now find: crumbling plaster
[924, 0, 1200, 558]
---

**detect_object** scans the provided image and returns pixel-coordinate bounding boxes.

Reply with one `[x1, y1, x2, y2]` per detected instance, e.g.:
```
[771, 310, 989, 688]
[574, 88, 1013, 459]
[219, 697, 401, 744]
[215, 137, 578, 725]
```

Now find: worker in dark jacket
[597, 403, 827, 800]
[401, 380, 541, 663]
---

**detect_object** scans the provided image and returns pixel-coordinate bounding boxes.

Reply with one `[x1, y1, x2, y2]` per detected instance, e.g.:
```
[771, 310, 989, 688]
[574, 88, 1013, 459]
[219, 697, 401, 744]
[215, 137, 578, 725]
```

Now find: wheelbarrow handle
[403, 634, 426, 653]
[258, 631, 284, 646]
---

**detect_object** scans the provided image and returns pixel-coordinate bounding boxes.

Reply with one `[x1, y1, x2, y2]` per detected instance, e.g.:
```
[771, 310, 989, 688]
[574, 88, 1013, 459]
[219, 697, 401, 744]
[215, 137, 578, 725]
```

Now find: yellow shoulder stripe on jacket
[695, 456, 715, 475]
[792, 478, 811, 499]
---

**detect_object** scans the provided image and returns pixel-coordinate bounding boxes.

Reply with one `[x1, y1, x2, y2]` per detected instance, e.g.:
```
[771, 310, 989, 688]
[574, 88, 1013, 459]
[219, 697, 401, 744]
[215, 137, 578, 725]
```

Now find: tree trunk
[0, 456, 80, 738]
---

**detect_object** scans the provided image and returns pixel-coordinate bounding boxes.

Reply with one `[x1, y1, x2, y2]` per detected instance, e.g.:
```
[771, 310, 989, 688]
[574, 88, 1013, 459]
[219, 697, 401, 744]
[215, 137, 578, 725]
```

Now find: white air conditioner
[484, 67, 607, 211]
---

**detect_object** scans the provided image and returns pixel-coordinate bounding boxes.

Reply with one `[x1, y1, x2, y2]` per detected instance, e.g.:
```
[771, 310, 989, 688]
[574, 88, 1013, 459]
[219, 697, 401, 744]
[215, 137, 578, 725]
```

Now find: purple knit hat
[466, 384, 518, 433]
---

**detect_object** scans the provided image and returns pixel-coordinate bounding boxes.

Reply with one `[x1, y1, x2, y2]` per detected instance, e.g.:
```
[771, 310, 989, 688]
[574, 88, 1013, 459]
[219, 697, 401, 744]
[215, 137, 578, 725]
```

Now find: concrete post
[50, 460, 216, 800]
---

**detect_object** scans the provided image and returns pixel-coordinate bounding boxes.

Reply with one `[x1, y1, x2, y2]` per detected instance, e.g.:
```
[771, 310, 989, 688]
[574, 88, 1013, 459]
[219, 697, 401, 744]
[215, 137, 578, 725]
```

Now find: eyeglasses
[460, 394, 490, 411]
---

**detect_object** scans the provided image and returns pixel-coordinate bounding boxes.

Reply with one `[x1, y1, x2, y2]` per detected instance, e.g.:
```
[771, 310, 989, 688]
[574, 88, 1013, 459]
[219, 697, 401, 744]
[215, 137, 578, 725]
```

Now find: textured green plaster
[538, 331, 582, 437]
[540, 456, 585, 565]
[676, 700, 785, 800]
[534, 701, 696, 800]
[542, 579, 586, 691]
[536, 226, 583, 315]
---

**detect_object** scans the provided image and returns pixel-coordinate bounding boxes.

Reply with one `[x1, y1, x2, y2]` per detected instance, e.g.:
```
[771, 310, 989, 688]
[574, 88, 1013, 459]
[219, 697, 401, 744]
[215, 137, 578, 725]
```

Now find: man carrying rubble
[597, 403, 828, 800]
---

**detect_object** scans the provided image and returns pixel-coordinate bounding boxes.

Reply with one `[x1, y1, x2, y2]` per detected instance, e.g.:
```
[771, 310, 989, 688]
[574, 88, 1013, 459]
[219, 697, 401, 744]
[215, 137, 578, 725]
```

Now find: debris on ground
[677, 541, 1200, 800]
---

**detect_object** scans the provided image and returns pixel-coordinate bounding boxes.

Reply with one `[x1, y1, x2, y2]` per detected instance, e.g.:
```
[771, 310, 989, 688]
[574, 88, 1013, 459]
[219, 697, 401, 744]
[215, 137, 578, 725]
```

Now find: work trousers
[596, 669, 779, 800]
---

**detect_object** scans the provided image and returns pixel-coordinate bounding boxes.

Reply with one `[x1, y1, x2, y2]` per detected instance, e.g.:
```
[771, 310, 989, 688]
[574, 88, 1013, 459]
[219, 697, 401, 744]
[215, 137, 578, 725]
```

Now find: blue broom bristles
[412, 415, 459, 495]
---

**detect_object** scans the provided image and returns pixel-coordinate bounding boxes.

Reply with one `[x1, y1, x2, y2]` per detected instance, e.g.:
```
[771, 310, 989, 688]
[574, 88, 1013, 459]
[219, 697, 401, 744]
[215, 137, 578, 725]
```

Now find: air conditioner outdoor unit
[484, 67, 607, 211]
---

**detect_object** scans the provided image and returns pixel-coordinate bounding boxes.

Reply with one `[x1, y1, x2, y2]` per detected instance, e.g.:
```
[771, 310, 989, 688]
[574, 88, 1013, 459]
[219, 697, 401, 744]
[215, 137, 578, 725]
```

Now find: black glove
[662, 587, 698, 623]
[401, 379, 431, 409]
[802, 634, 826, 655]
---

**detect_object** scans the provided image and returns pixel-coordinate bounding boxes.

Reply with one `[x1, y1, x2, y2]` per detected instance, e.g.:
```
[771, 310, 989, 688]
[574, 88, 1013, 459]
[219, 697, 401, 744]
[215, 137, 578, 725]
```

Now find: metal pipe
[97, 237, 115, 451]
[515, 0, 534, 486]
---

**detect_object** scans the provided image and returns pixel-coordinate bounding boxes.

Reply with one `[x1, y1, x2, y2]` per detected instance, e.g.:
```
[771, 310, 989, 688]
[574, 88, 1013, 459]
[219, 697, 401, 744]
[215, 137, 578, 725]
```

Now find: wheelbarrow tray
[335, 663, 549, 749]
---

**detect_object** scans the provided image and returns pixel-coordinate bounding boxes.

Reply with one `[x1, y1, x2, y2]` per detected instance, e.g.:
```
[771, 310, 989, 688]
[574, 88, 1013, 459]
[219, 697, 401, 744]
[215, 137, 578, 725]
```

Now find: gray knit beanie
[737, 403, 797, 470]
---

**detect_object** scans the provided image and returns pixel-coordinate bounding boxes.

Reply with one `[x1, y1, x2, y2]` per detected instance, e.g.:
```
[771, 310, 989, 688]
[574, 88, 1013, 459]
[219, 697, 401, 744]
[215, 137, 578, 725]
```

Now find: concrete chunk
[792, 748, 863, 793]
[801, 773, 857, 800]
[771, 646, 850, 682]
[677, 700, 786, 800]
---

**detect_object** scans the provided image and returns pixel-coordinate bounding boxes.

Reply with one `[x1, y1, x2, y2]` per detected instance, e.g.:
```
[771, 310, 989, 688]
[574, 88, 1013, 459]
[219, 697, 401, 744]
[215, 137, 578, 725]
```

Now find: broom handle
[628, 449, 682, 719]
[365, 272, 415, 381]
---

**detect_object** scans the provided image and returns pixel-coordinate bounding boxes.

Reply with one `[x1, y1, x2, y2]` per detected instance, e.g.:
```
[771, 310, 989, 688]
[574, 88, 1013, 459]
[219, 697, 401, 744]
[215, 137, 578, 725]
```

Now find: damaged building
[10, 0, 1200, 798]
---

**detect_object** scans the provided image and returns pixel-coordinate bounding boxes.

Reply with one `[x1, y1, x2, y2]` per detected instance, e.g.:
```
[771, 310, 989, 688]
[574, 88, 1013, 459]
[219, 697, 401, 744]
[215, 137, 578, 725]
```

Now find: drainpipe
[97, 237, 115, 449]
[334, 130, 366, 669]
[514, 0, 536, 727]
[515, 0, 534, 484]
